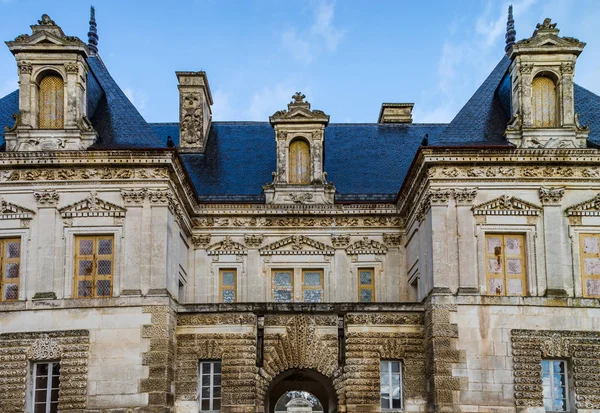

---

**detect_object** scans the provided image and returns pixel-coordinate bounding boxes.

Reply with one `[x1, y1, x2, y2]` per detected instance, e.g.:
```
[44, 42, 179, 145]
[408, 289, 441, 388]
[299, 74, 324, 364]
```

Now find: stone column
[427, 189, 452, 294]
[33, 190, 59, 299]
[64, 61, 80, 128]
[120, 189, 147, 296]
[539, 187, 570, 296]
[453, 188, 479, 294]
[17, 62, 33, 127]
[148, 189, 171, 295]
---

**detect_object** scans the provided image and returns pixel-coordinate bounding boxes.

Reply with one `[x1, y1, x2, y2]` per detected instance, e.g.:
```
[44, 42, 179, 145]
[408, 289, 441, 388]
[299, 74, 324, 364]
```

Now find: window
[38, 74, 64, 129]
[289, 139, 310, 184]
[74, 235, 114, 298]
[32, 361, 60, 413]
[302, 269, 324, 303]
[542, 360, 568, 412]
[358, 268, 375, 302]
[1, 238, 21, 302]
[272, 270, 293, 302]
[199, 361, 221, 411]
[532, 75, 557, 128]
[380, 360, 402, 410]
[579, 233, 600, 297]
[485, 234, 526, 296]
[219, 269, 237, 303]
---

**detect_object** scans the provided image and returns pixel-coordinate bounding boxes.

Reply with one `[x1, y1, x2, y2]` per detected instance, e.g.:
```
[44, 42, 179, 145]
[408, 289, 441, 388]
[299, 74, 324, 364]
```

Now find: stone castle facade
[0, 6, 599, 413]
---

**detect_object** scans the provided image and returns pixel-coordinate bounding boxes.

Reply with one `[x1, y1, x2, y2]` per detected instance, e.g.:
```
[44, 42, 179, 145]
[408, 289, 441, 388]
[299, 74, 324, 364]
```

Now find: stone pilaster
[453, 188, 479, 294]
[33, 190, 59, 300]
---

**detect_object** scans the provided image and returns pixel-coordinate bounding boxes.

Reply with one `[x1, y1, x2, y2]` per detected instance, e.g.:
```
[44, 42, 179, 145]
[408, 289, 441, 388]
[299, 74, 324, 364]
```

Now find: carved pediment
[0, 197, 35, 220]
[565, 194, 600, 216]
[345, 237, 388, 255]
[207, 236, 247, 255]
[472, 195, 541, 216]
[59, 191, 126, 218]
[8, 15, 86, 48]
[259, 235, 334, 255]
[513, 18, 585, 51]
[269, 93, 329, 125]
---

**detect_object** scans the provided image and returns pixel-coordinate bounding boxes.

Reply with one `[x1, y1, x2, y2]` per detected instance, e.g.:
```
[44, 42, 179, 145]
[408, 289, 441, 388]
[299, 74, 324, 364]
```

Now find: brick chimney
[378, 103, 414, 124]
[176, 71, 213, 152]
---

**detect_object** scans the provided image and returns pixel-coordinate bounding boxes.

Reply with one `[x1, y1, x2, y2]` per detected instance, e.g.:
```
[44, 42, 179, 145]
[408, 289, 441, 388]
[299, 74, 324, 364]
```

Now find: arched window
[289, 139, 310, 184]
[38, 74, 64, 129]
[532, 75, 557, 128]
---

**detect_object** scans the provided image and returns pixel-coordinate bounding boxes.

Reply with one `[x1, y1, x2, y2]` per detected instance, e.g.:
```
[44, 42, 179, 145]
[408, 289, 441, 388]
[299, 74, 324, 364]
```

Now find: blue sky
[0, 0, 598, 123]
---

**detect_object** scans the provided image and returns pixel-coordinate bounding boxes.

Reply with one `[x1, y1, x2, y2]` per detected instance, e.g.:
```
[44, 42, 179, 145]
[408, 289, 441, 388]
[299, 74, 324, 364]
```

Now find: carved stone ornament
[0, 167, 169, 183]
[207, 235, 247, 255]
[121, 188, 148, 205]
[428, 188, 452, 204]
[33, 190, 59, 207]
[38, 14, 56, 26]
[192, 234, 211, 248]
[472, 195, 541, 216]
[18, 62, 32, 74]
[565, 194, 600, 216]
[331, 234, 350, 248]
[27, 335, 61, 360]
[453, 188, 478, 204]
[0, 196, 35, 220]
[287, 192, 313, 204]
[345, 236, 388, 255]
[64, 62, 78, 73]
[148, 188, 175, 206]
[193, 215, 402, 229]
[59, 191, 126, 218]
[382, 233, 402, 247]
[259, 235, 334, 255]
[244, 234, 264, 248]
[538, 186, 565, 205]
[269, 92, 330, 124]
[180, 93, 203, 145]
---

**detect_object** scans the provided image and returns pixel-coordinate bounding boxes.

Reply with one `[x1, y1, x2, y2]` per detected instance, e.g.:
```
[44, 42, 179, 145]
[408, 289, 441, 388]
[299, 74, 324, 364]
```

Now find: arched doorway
[266, 369, 338, 413]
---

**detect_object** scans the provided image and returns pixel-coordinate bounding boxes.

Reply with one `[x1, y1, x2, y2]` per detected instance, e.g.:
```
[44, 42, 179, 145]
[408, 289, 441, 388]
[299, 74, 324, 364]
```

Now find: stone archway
[266, 369, 338, 413]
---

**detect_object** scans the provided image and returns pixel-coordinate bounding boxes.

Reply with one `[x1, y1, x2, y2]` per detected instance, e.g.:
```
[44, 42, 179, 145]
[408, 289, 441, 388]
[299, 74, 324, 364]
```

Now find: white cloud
[123, 87, 148, 117]
[281, 29, 314, 65]
[211, 89, 235, 121]
[310, 0, 344, 51]
[243, 81, 313, 121]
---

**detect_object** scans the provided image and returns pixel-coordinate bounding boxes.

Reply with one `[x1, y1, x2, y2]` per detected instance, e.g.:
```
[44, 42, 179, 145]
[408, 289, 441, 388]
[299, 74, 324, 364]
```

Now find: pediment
[269, 93, 329, 125]
[472, 195, 541, 216]
[59, 192, 126, 218]
[565, 194, 600, 216]
[207, 236, 247, 255]
[0, 197, 35, 220]
[345, 237, 388, 255]
[259, 235, 334, 255]
[26, 32, 66, 46]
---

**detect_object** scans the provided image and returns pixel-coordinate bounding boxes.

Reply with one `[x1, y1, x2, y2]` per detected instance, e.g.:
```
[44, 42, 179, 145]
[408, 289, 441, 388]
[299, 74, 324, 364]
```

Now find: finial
[291, 92, 306, 103]
[38, 14, 56, 26]
[88, 5, 99, 55]
[505, 5, 516, 54]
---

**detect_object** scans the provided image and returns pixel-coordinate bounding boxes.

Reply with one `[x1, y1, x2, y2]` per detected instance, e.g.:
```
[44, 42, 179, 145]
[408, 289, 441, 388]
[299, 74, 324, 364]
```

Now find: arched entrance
[266, 369, 338, 413]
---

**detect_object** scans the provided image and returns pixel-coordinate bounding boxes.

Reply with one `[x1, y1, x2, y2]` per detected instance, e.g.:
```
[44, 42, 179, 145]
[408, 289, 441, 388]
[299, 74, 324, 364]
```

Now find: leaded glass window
[532, 76, 557, 128]
[74, 235, 114, 298]
[38, 74, 64, 129]
[272, 270, 293, 302]
[302, 270, 323, 303]
[358, 268, 375, 302]
[199, 361, 221, 411]
[579, 233, 600, 297]
[485, 234, 526, 296]
[219, 269, 236, 303]
[380, 360, 402, 410]
[542, 360, 568, 412]
[33, 361, 60, 413]
[1, 238, 21, 302]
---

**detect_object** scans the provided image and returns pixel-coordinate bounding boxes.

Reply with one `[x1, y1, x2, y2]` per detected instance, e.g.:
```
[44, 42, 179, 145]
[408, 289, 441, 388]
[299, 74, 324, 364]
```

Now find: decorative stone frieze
[259, 235, 334, 255]
[33, 189, 59, 207]
[565, 194, 600, 216]
[345, 237, 388, 255]
[264, 314, 337, 326]
[178, 313, 256, 326]
[427, 164, 599, 180]
[207, 235, 247, 255]
[59, 191, 126, 218]
[331, 234, 350, 248]
[453, 187, 478, 204]
[538, 186, 565, 205]
[194, 215, 402, 229]
[0, 167, 169, 182]
[244, 234, 264, 248]
[191, 234, 211, 248]
[472, 195, 541, 216]
[345, 313, 422, 325]
[0, 197, 35, 220]
[120, 188, 147, 205]
[382, 233, 402, 247]
[176, 71, 213, 153]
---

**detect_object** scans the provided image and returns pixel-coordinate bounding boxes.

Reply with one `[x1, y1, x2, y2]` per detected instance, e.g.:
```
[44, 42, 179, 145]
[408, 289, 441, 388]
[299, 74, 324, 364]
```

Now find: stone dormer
[505, 18, 588, 148]
[265, 93, 335, 204]
[176, 71, 213, 153]
[378, 103, 413, 124]
[4, 14, 97, 151]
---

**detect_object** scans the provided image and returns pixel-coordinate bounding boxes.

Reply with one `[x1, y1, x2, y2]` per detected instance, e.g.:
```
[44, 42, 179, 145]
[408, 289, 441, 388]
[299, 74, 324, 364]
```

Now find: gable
[259, 235, 334, 256]
[59, 192, 126, 218]
[472, 195, 541, 216]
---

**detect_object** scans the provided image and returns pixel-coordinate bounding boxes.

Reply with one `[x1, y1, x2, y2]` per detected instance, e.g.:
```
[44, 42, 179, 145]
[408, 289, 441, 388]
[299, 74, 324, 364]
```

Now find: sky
[0, 0, 598, 124]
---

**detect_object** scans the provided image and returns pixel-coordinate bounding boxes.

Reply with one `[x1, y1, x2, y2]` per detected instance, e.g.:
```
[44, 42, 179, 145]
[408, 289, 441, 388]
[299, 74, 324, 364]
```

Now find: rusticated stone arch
[194, 339, 223, 360]
[378, 338, 406, 360]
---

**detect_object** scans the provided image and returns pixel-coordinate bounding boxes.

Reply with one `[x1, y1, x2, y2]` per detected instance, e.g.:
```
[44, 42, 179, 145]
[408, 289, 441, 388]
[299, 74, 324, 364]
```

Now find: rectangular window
[358, 268, 375, 302]
[74, 235, 114, 298]
[302, 269, 324, 303]
[219, 269, 237, 303]
[380, 360, 402, 410]
[33, 361, 60, 413]
[199, 360, 221, 411]
[542, 360, 568, 412]
[272, 270, 293, 302]
[485, 234, 526, 296]
[1, 238, 21, 302]
[580, 233, 600, 297]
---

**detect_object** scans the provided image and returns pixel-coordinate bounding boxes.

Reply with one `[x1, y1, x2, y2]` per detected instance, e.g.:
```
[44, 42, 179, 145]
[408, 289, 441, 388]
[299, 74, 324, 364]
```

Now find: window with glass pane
[485, 234, 526, 296]
[219, 269, 236, 303]
[74, 235, 114, 298]
[33, 361, 60, 413]
[272, 270, 293, 302]
[38, 74, 64, 129]
[199, 361, 221, 411]
[542, 360, 568, 412]
[579, 234, 600, 297]
[358, 268, 375, 302]
[1, 238, 21, 302]
[380, 360, 402, 410]
[302, 270, 324, 303]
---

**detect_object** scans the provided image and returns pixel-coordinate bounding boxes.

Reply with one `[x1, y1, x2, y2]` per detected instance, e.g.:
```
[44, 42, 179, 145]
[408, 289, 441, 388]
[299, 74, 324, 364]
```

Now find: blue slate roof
[0, 90, 18, 148]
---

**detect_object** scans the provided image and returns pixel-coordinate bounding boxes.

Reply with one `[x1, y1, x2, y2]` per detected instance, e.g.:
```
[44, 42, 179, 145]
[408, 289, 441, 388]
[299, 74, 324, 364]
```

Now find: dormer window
[532, 75, 557, 128]
[289, 138, 310, 184]
[38, 73, 64, 129]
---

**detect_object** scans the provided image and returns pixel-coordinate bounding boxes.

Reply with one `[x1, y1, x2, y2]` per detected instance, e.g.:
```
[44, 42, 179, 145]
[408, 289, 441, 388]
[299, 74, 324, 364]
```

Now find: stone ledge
[178, 302, 425, 313]
[455, 295, 600, 308]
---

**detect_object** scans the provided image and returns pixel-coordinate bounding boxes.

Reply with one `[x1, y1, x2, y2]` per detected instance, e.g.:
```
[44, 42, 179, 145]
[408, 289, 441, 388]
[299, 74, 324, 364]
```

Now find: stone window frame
[218, 268, 237, 303]
[0, 228, 30, 302]
[379, 359, 404, 411]
[198, 359, 222, 412]
[213, 262, 244, 303]
[541, 358, 570, 412]
[475, 224, 540, 297]
[568, 225, 600, 299]
[263, 260, 332, 302]
[351, 261, 384, 303]
[63, 226, 122, 299]
[30, 360, 61, 413]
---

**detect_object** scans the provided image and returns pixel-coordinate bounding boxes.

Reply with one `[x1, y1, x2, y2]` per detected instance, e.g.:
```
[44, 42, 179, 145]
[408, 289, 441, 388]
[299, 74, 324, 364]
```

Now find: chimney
[378, 103, 414, 124]
[176, 71, 213, 152]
